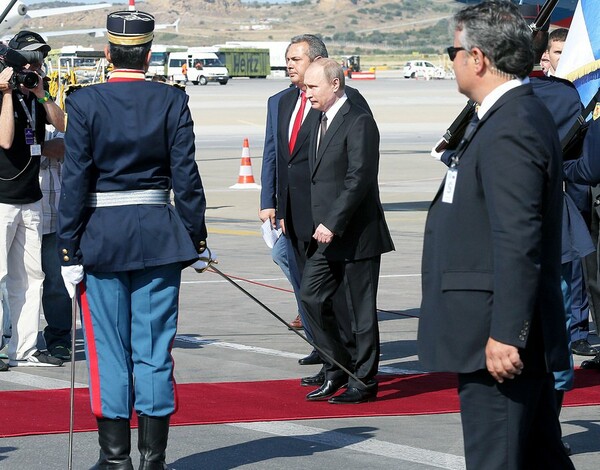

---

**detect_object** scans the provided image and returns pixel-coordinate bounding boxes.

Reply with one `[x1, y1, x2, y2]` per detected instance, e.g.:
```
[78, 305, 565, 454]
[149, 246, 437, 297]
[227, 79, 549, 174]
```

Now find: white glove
[191, 247, 217, 273]
[61, 265, 84, 298]
[431, 138, 446, 160]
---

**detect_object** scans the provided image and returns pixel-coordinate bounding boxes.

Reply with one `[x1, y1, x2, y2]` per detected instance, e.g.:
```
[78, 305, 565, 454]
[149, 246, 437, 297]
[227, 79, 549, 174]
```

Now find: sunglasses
[447, 46, 466, 62]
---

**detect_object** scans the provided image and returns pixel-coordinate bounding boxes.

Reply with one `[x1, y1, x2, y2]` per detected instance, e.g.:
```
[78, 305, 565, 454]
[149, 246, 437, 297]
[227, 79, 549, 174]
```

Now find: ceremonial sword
[68, 294, 77, 470]
[206, 264, 367, 389]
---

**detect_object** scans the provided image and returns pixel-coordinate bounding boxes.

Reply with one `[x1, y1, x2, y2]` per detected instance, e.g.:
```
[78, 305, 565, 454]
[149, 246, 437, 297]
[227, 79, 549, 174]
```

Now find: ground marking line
[0, 343, 425, 391]
[174, 336, 426, 375]
[230, 421, 465, 470]
[0, 371, 86, 389]
[181, 273, 421, 285]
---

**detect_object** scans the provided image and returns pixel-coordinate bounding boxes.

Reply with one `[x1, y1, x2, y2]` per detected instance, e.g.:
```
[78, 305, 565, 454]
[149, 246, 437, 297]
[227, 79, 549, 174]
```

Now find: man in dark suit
[418, 2, 574, 468]
[58, 10, 209, 469]
[299, 58, 394, 404]
[260, 35, 371, 382]
[564, 115, 600, 369]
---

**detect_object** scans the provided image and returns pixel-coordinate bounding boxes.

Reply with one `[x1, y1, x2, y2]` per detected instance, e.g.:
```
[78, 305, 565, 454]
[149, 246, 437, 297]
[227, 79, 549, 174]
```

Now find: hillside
[23, 0, 459, 56]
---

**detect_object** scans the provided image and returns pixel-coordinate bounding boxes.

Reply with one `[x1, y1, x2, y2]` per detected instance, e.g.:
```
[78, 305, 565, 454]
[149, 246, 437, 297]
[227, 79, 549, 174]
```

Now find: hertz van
[167, 51, 229, 85]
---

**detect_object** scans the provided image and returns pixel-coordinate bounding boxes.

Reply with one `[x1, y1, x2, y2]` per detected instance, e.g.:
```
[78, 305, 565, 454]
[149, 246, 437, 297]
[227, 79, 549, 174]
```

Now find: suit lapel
[290, 108, 319, 160]
[313, 100, 351, 175]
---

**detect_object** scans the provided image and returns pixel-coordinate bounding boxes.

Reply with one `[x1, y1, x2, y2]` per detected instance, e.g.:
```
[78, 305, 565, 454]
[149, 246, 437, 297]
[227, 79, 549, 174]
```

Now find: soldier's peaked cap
[107, 10, 155, 46]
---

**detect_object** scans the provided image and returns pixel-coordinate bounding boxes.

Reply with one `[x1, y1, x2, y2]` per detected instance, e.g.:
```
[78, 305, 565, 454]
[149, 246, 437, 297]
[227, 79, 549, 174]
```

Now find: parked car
[403, 60, 445, 79]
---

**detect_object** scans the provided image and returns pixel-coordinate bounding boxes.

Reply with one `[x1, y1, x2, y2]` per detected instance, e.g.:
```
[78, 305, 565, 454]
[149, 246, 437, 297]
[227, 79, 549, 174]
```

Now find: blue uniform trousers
[554, 263, 574, 391]
[569, 257, 591, 342]
[79, 263, 181, 419]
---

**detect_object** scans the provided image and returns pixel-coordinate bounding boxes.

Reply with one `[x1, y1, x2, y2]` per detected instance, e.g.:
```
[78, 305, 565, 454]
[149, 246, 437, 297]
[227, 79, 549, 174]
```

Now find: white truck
[167, 51, 229, 85]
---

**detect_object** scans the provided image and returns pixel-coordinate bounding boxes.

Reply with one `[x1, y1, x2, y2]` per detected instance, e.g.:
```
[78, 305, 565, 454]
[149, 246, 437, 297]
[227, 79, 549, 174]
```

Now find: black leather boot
[92, 418, 133, 469]
[137, 415, 170, 470]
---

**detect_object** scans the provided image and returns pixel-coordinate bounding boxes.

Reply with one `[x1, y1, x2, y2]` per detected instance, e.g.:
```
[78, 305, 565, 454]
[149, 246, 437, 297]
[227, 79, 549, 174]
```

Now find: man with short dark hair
[541, 27, 598, 358]
[543, 27, 569, 76]
[0, 30, 65, 370]
[418, 2, 574, 468]
[58, 10, 209, 469]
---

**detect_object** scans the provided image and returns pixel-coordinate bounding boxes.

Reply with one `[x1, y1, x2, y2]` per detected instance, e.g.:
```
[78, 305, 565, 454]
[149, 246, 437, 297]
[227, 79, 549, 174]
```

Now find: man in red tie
[288, 89, 307, 153]
[259, 34, 372, 389]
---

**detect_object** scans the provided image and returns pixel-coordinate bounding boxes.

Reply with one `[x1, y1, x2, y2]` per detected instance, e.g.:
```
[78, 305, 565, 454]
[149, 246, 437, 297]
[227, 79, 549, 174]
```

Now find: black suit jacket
[306, 98, 394, 261]
[276, 86, 371, 242]
[418, 84, 569, 374]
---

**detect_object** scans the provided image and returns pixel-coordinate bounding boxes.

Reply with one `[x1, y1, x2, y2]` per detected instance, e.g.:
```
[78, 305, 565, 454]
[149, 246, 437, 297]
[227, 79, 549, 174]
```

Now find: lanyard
[17, 94, 37, 144]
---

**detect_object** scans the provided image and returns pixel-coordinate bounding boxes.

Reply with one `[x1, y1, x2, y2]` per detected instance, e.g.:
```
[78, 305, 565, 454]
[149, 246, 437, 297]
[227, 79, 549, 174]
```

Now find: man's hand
[191, 247, 217, 273]
[61, 265, 84, 298]
[259, 208, 276, 228]
[279, 218, 286, 235]
[0, 67, 13, 94]
[431, 138, 445, 160]
[485, 337, 523, 383]
[313, 223, 334, 244]
[25, 69, 45, 100]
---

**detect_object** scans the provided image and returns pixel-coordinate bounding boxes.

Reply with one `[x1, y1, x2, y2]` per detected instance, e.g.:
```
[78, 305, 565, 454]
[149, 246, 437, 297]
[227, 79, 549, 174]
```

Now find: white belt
[86, 189, 171, 207]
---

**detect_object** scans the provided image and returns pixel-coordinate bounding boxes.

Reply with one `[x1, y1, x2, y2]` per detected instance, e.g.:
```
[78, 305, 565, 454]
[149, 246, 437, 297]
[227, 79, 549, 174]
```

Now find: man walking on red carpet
[299, 58, 394, 404]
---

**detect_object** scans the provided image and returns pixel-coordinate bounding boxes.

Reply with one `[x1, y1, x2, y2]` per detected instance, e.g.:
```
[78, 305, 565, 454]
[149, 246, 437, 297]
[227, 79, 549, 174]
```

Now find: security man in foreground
[57, 10, 209, 469]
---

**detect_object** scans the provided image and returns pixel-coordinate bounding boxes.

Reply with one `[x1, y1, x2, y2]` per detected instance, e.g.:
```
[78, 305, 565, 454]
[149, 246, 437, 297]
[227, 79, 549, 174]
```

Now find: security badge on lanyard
[18, 95, 41, 156]
[442, 165, 458, 204]
[442, 113, 480, 204]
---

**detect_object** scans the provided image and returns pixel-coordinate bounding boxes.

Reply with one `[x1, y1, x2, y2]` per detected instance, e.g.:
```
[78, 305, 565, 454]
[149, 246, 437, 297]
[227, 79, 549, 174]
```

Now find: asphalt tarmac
[1, 72, 599, 469]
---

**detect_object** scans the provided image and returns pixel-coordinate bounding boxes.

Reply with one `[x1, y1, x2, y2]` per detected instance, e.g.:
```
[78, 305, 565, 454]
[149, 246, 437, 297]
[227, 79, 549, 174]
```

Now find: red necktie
[289, 91, 307, 154]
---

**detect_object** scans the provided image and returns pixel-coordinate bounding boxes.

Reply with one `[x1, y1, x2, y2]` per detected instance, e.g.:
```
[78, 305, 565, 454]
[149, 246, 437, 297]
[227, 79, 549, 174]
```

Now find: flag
[556, 0, 600, 110]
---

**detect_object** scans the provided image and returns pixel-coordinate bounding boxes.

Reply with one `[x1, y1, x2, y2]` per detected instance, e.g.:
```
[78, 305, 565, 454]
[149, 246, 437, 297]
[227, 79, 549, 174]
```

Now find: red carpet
[1, 370, 599, 438]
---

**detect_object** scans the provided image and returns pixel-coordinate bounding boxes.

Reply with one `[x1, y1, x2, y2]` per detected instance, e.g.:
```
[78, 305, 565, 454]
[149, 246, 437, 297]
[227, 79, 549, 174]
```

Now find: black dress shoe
[301, 371, 325, 387]
[328, 386, 377, 404]
[581, 352, 600, 369]
[298, 350, 323, 366]
[306, 379, 346, 401]
[571, 339, 599, 356]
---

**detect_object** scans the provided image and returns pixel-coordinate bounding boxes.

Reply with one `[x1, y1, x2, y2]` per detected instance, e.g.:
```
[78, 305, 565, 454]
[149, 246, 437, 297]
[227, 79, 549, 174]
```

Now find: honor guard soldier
[57, 10, 212, 469]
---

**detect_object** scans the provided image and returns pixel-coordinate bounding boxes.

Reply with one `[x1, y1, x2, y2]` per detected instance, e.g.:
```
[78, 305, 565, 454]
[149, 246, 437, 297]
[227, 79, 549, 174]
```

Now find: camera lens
[15, 71, 39, 89]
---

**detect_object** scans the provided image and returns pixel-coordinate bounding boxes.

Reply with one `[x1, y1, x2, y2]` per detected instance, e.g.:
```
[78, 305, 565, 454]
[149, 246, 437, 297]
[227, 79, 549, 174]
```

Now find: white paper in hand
[261, 219, 282, 249]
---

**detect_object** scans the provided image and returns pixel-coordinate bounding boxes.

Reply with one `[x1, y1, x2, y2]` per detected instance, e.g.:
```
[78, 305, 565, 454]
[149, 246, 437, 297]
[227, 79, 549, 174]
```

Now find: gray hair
[312, 57, 345, 90]
[287, 34, 328, 61]
[452, 0, 533, 79]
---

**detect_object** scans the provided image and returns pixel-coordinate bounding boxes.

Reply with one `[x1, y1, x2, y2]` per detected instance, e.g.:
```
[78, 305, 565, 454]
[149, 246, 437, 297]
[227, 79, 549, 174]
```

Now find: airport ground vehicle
[402, 60, 445, 79]
[215, 47, 270, 78]
[147, 45, 187, 80]
[167, 52, 229, 85]
[46, 48, 109, 108]
[341, 55, 361, 77]
[219, 41, 288, 75]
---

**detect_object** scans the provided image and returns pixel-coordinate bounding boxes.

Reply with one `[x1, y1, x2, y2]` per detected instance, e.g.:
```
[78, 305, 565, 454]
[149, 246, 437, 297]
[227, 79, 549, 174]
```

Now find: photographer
[0, 31, 65, 369]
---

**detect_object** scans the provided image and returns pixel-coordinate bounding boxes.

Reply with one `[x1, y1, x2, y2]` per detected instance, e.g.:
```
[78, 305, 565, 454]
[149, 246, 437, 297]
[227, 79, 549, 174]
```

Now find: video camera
[0, 44, 42, 90]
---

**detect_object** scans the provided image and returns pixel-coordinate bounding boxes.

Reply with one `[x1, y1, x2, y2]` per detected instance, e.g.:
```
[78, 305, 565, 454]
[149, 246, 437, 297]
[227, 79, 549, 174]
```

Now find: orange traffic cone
[230, 138, 261, 189]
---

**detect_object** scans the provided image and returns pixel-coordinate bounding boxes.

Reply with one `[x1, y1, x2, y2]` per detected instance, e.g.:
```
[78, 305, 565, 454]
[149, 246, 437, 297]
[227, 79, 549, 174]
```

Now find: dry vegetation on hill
[24, 0, 459, 58]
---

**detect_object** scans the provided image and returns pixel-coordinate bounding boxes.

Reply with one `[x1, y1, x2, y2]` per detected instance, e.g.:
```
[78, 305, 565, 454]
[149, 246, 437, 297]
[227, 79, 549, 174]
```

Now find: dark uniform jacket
[58, 79, 207, 272]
